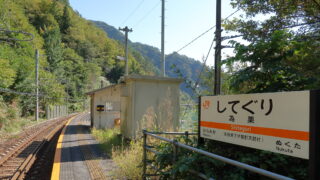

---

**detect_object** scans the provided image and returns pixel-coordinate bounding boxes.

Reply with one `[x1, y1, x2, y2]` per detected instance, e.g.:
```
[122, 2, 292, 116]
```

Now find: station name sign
[200, 91, 310, 159]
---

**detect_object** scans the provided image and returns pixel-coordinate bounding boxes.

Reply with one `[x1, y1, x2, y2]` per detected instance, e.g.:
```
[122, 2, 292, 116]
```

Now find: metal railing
[142, 130, 294, 180]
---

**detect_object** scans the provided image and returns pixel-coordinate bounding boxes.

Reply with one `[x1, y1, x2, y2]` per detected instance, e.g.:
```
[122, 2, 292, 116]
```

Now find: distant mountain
[92, 21, 126, 43]
[92, 20, 205, 96]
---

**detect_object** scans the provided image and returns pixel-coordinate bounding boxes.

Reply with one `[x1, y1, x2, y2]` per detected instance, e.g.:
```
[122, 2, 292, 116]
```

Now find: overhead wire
[180, 36, 215, 119]
[178, 8, 241, 88]
[133, 0, 161, 28]
[0, 87, 85, 103]
[0, 87, 39, 96]
[178, 9, 241, 119]
[178, 8, 242, 90]
[194, 37, 215, 90]
[0, 28, 34, 42]
[175, 9, 240, 53]
[176, 26, 215, 53]
[120, 0, 145, 26]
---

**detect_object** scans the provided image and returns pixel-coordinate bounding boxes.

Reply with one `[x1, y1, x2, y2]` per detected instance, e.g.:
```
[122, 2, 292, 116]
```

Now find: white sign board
[116, 56, 125, 61]
[200, 91, 309, 159]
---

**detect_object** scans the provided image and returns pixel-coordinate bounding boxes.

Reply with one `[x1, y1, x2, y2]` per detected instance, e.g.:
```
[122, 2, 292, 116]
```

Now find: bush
[0, 99, 43, 134]
[0, 97, 6, 128]
[153, 136, 308, 180]
[6, 106, 19, 120]
[0, 116, 5, 130]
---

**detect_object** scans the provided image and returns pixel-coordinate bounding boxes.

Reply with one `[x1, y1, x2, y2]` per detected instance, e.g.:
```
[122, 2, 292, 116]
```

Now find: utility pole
[161, 0, 166, 77]
[214, 0, 222, 95]
[35, 49, 39, 122]
[119, 26, 132, 76]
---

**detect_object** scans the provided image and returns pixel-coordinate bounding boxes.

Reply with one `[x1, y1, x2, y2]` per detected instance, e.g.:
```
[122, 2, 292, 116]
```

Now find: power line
[180, 36, 215, 119]
[0, 87, 38, 96]
[222, 8, 240, 21]
[194, 36, 215, 89]
[120, 0, 145, 26]
[0, 87, 85, 103]
[179, 9, 241, 118]
[175, 9, 240, 53]
[176, 26, 215, 53]
[133, 0, 161, 28]
[0, 28, 34, 42]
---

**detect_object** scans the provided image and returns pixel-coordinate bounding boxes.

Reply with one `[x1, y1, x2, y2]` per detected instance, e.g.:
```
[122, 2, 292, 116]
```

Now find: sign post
[199, 90, 320, 179]
[198, 97, 204, 146]
[309, 90, 320, 180]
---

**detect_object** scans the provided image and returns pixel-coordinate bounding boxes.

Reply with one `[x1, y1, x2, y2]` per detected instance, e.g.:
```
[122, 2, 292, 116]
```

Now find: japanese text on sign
[200, 91, 310, 159]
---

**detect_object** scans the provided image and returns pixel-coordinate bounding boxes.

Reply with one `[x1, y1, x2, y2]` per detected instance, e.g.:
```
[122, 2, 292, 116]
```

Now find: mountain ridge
[92, 20, 205, 96]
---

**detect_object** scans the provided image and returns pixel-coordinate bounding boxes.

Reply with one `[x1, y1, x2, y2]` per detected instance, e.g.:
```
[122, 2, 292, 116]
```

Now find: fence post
[185, 131, 189, 145]
[173, 139, 178, 162]
[172, 139, 178, 179]
[55, 106, 57, 118]
[46, 106, 49, 120]
[143, 130, 147, 180]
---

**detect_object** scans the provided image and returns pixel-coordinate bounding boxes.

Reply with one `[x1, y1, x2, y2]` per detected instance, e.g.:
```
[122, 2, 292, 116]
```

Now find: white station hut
[86, 75, 183, 139]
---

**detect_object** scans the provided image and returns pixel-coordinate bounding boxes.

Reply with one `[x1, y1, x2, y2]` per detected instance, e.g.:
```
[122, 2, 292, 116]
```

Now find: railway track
[0, 114, 77, 180]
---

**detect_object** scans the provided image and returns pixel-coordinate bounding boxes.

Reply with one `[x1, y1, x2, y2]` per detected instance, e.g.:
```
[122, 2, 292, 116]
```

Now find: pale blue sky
[69, 0, 240, 66]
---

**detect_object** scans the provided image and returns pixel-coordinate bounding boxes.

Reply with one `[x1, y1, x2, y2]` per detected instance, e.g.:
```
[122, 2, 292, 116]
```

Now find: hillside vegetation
[92, 20, 213, 96]
[0, 0, 153, 129]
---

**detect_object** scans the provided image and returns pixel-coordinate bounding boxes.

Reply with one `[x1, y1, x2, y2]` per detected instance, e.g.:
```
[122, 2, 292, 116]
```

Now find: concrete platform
[51, 113, 117, 180]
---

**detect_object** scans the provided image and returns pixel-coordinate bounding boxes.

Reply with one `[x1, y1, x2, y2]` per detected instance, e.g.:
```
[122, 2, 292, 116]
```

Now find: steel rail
[0, 114, 77, 179]
[11, 118, 69, 179]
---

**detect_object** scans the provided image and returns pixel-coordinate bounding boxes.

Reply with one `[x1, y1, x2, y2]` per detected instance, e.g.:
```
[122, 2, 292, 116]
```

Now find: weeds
[112, 141, 143, 179]
[92, 128, 122, 155]
[0, 99, 45, 135]
[92, 128, 143, 179]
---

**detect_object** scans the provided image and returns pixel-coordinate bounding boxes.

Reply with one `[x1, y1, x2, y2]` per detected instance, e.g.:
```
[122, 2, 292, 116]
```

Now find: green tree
[0, 0, 149, 119]
[43, 27, 64, 71]
[226, 0, 320, 41]
[106, 63, 124, 84]
[0, 59, 16, 88]
[224, 0, 320, 93]
[60, 5, 72, 34]
[226, 30, 315, 93]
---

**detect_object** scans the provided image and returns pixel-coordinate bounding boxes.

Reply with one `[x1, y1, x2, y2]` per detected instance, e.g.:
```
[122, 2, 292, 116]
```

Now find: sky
[69, 0, 241, 66]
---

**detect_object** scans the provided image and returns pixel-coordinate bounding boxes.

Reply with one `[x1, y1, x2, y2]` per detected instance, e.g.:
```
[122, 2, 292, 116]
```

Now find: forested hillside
[0, 0, 152, 125]
[92, 20, 208, 96]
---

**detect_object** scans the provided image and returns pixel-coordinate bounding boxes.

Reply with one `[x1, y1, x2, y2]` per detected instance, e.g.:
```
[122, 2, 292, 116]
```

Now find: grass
[2, 117, 45, 133]
[112, 140, 143, 179]
[91, 128, 122, 155]
[0, 99, 47, 137]
[0, 116, 47, 137]
[92, 128, 143, 179]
